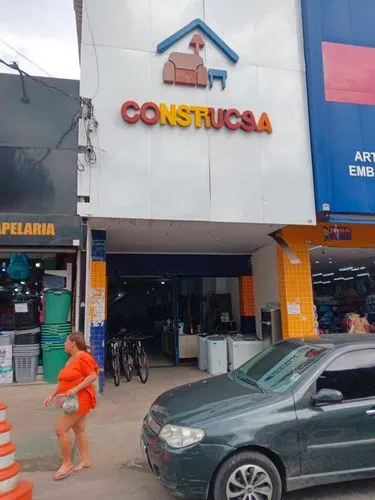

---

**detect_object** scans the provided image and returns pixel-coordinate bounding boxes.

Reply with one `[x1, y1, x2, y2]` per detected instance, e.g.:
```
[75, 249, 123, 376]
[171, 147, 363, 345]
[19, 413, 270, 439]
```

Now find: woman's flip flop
[53, 466, 74, 481]
[73, 463, 91, 473]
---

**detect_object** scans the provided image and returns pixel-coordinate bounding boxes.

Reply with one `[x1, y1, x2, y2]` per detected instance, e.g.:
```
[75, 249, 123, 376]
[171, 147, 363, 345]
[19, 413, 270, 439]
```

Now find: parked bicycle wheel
[137, 350, 149, 384]
[122, 348, 132, 382]
[112, 353, 121, 387]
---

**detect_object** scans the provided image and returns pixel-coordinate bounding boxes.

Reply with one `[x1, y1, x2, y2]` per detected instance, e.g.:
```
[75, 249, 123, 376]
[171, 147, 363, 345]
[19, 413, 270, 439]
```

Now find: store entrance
[107, 275, 243, 368]
[310, 247, 375, 334]
[107, 276, 175, 367]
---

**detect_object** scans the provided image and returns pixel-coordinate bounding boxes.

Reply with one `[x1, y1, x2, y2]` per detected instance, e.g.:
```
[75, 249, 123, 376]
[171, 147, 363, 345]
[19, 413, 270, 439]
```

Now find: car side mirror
[312, 388, 343, 405]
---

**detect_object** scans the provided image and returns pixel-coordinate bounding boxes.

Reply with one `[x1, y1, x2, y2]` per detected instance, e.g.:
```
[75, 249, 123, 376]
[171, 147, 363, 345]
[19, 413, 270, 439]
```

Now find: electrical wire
[77, 159, 86, 171]
[0, 56, 101, 165]
[84, 0, 100, 99]
[81, 97, 98, 164]
[31, 109, 81, 169]
[0, 37, 53, 77]
[0, 57, 81, 102]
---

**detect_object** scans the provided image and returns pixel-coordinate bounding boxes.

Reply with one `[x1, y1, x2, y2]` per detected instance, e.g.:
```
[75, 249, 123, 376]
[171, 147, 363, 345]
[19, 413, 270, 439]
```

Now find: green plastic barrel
[42, 343, 68, 383]
[44, 289, 72, 324]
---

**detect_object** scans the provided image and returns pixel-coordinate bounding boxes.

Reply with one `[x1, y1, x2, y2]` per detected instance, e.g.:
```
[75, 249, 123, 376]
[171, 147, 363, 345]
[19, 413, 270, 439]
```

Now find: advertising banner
[302, 0, 375, 215]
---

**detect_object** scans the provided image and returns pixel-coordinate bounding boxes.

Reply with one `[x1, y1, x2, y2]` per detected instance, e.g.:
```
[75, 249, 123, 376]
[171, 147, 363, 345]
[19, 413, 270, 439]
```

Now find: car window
[317, 349, 375, 401]
[236, 341, 331, 392]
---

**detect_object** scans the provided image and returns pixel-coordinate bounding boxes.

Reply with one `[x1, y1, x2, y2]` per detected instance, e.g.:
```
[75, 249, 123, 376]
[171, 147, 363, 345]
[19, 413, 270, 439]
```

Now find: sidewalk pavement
[3, 366, 375, 499]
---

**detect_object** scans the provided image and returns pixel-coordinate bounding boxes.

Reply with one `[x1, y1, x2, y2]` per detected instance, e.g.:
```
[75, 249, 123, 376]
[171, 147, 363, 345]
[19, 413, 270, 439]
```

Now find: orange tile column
[239, 276, 256, 332]
[277, 242, 314, 338]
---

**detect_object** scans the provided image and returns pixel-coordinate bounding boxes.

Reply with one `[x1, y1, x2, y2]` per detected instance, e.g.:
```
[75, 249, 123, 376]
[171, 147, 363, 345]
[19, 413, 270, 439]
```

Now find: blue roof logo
[156, 18, 239, 90]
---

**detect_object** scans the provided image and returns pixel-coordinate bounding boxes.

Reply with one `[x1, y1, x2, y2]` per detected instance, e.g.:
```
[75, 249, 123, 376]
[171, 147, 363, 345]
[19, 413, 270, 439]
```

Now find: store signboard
[0, 215, 81, 246]
[302, 0, 375, 215]
[120, 20, 272, 134]
[121, 100, 272, 134]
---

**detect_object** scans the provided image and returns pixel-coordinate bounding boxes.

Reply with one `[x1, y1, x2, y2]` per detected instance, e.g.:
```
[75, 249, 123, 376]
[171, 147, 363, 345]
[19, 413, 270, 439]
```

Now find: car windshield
[235, 341, 331, 393]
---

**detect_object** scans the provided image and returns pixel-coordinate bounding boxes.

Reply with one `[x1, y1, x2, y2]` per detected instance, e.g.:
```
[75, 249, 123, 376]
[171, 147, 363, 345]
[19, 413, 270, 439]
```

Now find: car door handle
[366, 409, 375, 416]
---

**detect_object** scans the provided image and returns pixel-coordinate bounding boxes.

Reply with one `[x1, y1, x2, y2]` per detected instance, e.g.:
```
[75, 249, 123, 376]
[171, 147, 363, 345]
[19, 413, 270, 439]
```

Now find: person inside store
[344, 308, 370, 334]
[43, 332, 99, 480]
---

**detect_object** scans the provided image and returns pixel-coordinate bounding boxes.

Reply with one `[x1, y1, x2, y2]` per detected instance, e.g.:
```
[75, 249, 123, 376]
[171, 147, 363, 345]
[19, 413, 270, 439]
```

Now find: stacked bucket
[13, 329, 40, 384]
[0, 402, 33, 499]
[41, 290, 71, 383]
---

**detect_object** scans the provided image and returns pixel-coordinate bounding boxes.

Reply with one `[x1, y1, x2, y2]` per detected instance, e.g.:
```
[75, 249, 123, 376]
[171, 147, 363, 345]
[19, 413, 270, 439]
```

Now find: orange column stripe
[239, 276, 255, 316]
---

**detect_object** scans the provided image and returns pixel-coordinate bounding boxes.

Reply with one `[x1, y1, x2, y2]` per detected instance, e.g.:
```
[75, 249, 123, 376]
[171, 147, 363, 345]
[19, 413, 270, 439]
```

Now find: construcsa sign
[121, 101, 272, 133]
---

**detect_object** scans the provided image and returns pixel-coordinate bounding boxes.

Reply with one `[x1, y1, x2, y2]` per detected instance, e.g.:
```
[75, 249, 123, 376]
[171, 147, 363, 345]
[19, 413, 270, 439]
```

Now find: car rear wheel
[212, 451, 282, 500]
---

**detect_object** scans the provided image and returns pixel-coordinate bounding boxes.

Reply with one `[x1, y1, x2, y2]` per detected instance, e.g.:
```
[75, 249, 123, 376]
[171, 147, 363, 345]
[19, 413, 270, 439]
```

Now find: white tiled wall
[252, 243, 280, 336]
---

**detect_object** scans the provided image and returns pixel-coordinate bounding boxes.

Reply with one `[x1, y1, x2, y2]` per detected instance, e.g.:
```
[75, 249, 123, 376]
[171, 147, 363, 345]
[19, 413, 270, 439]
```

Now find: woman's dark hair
[68, 332, 89, 352]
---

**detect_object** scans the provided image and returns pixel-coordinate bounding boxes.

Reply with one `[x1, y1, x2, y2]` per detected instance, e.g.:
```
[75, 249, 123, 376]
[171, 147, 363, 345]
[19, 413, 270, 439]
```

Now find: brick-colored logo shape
[157, 18, 239, 91]
[163, 34, 208, 87]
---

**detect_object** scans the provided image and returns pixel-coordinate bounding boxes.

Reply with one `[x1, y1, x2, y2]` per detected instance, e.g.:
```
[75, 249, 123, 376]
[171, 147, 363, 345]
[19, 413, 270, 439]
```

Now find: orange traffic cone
[0, 403, 32, 499]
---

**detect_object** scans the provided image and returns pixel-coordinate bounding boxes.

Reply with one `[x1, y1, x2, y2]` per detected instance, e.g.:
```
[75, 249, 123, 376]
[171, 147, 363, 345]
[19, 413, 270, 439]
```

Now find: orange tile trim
[239, 276, 255, 316]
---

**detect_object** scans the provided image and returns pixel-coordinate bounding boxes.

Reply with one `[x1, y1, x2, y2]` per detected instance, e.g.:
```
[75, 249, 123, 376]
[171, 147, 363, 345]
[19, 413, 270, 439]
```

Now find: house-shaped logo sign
[157, 18, 239, 90]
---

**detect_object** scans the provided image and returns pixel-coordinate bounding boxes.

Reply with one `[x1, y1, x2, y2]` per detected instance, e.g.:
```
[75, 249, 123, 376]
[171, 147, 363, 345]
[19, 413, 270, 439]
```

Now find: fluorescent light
[313, 281, 322, 285]
[351, 267, 360, 272]
[315, 261, 320, 264]
[312, 273, 322, 277]
[322, 281, 331, 284]
[360, 267, 366, 270]
[339, 267, 353, 272]
[357, 273, 370, 277]
[344, 277, 354, 281]
[323, 273, 334, 277]
[334, 277, 344, 281]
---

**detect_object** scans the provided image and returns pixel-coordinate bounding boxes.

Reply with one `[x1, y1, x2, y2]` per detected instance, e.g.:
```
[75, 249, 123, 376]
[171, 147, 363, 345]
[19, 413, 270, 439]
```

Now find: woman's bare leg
[55, 413, 83, 477]
[73, 417, 91, 469]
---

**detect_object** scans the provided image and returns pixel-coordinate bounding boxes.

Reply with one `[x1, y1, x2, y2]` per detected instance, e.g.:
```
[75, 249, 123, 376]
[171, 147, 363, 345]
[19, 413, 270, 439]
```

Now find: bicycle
[121, 335, 133, 382]
[132, 336, 150, 384]
[121, 333, 151, 384]
[108, 337, 121, 386]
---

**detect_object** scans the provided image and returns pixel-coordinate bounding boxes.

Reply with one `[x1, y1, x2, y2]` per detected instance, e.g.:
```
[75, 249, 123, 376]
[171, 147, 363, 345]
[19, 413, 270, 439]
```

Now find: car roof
[285, 334, 375, 348]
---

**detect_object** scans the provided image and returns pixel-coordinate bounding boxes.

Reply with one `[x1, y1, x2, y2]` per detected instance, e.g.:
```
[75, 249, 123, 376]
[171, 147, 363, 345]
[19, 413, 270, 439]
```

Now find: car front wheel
[212, 450, 282, 500]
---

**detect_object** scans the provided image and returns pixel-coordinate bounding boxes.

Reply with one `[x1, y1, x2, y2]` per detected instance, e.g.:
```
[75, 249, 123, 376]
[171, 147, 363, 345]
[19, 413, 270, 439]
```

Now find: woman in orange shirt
[44, 332, 99, 480]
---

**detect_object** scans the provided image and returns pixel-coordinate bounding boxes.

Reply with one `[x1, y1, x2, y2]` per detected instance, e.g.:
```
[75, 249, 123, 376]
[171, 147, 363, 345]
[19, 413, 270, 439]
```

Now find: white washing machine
[197, 335, 208, 371]
[227, 335, 263, 371]
[207, 335, 228, 375]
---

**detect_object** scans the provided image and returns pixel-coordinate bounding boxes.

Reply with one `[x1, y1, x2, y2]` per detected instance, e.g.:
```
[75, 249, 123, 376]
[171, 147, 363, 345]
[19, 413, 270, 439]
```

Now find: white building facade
[74, 0, 316, 383]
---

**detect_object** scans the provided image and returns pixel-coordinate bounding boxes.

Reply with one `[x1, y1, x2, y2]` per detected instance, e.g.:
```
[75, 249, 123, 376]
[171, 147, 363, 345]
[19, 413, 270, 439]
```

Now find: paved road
[5, 369, 375, 499]
[24, 465, 375, 500]
[287, 480, 375, 500]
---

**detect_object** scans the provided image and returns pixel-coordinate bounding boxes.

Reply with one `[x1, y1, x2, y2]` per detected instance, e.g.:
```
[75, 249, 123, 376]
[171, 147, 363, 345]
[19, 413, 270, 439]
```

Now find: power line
[84, 0, 100, 99]
[31, 109, 81, 169]
[0, 57, 81, 102]
[0, 37, 53, 77]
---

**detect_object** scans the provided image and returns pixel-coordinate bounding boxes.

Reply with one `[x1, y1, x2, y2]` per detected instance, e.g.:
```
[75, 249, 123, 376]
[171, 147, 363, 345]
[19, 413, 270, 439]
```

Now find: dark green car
[141, 335, 375, 499]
